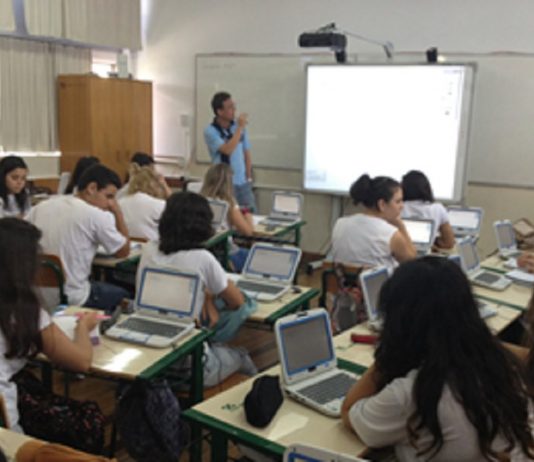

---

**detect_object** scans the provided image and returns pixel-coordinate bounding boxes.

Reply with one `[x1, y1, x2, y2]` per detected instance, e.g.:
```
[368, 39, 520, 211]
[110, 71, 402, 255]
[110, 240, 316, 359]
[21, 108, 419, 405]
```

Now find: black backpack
[116, 378, 188, 462]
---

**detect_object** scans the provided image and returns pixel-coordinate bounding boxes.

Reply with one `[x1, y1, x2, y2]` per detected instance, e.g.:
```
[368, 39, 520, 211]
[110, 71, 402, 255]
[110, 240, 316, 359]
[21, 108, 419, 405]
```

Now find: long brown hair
[200, 164, 236, 208]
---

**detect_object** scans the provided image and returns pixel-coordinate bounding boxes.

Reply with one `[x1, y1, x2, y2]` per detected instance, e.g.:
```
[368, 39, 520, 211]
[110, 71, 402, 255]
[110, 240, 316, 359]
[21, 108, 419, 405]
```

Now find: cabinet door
[122, 81, 153, 165]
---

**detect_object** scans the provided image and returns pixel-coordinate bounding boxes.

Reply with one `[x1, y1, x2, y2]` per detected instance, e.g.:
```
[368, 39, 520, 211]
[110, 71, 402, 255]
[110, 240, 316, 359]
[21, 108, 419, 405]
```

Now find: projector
[298, 32, 347, 50]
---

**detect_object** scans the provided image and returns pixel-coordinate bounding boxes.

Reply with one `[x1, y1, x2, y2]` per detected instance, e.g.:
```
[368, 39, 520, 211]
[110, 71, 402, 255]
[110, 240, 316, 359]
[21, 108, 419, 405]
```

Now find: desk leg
[223, 240, 230, 271]
[189, 344, 205, 462]
[295, 225, 301, 247]
[211, 430, 228, 462]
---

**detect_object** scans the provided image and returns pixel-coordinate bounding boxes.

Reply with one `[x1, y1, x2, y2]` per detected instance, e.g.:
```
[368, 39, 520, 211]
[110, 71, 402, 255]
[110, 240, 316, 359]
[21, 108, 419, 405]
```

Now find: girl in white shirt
[401, 170, 455, 249]
[341, 257, 534, 461]
[0, 156, 31, 218]
[0, 218, 99, 431]
[200, 164, 253, 272]
[331, 174, 416, 268]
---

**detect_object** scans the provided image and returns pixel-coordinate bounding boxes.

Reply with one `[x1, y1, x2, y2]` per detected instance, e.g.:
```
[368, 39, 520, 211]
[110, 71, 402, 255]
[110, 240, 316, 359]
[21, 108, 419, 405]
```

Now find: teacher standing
[204, 92, 256, 211]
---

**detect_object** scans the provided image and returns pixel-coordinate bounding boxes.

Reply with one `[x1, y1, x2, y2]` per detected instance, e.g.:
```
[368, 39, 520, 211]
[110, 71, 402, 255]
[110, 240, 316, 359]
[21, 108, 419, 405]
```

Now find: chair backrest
[0, 394, 10, 428]
[57, 171, 71, 194]
[35, 254, 68, 309]
[319, 261, 364, 306]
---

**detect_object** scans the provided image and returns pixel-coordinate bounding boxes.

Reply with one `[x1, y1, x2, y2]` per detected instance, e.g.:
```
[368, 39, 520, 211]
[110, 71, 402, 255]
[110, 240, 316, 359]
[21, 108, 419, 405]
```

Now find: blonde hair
[127, 164, 166, 199]
[200, 164, 236, 207]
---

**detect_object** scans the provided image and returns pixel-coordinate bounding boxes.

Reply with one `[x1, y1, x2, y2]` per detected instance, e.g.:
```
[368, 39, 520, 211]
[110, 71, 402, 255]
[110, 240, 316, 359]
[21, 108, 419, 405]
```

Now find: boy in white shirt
[28, 164, 130, 312]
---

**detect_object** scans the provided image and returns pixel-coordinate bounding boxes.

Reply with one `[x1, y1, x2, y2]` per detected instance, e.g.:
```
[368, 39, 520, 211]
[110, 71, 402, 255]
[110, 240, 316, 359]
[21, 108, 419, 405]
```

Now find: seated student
[117, 152, 171, 200]
[0, 218, 99, 432]
[401, 170, 455, 249]
[331, 174, 416, 268]
[0, 155, 31, 218]
[200, 164, 253, 272]
[341, 257, 534, 461]
[118, 163, 166, 241]
[137, 192, 257, 386]
[28, 164, 130, 312]
[64, 156, 100, 195]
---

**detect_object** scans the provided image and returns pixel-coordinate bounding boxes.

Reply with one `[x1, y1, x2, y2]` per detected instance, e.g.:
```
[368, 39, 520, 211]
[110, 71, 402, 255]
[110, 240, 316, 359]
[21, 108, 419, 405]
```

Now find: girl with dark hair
[331, 174, 416, 268]
[401, 170, 455, 249]
[0, 155, 31, 218]
[64, 156, 100, 195]
[0, 218, 98, 431]
[137, 192, 257, 386]
[342, 257, 534, 461]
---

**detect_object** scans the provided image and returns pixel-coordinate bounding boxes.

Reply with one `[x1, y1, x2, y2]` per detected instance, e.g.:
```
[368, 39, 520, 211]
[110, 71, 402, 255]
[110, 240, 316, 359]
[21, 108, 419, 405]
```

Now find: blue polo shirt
[204, 122, 250, 186]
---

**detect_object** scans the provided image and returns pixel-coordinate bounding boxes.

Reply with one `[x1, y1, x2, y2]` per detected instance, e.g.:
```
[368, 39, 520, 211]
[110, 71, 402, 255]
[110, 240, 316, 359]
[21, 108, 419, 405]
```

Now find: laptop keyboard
[297, 373, 357, 404]
[117, 318, 185, 338]
[237, 280, 284, 294]
[474, 272, 500, 284]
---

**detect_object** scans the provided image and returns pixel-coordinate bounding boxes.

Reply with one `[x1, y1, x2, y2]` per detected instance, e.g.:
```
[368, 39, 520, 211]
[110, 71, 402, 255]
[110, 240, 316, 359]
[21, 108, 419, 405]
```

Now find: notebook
[275, 309, 358, 417]
[105, 266, 200, 348]
[457, 237, 512, 291]
[231, 243, 302, 302]
[207, 198, 229, 231]
[261, 191, 303, 227]
[447, 206, 483, 237]
[494, 220, 521, 259]
[284, 444, 367, 462]
[403, 218, 435, 256]
[359, 266, 390, 331]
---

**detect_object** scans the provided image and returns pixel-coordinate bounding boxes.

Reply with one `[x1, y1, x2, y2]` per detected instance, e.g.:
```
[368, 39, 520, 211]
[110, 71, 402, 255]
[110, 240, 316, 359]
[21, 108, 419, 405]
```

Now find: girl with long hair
[0, 155, 31, 218]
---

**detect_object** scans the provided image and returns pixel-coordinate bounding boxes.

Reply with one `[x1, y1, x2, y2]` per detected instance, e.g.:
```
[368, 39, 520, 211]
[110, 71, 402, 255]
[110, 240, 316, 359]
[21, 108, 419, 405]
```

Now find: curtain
[23, 0, 62, 37]
[0, 0, 15, 31]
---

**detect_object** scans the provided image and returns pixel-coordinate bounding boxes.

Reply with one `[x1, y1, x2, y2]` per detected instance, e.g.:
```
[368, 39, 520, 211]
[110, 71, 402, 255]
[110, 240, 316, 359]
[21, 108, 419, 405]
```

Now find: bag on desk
[244, 375, 283, 428]
[116, 378, 189, 462]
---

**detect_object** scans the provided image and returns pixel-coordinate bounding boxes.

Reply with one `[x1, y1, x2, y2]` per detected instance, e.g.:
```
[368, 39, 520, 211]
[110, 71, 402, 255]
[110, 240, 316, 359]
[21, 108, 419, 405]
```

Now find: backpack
[330, 264, 366, 333]
[116, 378, 188, 462]
[14, 370, 105, 454]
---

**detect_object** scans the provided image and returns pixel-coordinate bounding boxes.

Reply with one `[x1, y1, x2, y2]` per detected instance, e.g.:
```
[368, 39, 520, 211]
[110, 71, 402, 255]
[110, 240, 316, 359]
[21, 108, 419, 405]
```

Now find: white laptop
[230, 243, 302, 302]
[284, 444, 367, 462]
[105, 266, 200, 348]
[261, 191, 303, 227]
[403, 218, 435, 256]
[447, 206, 483, 238]
[275, 309, 359, 417]
[457, 237, 512, 291]
[207, 198, 229, 231]
[494, 220, 521, 260]
[359, 266, 390, 331]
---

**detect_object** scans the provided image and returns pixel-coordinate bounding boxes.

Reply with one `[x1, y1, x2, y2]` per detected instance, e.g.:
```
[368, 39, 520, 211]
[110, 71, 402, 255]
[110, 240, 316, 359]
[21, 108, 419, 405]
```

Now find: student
[137, 192, 257, 386]
[117, 152, 171, 200]
[401, 170, 455, 249]
[341, 257, 534, 461]
[200, 163, 253, 271]
[118, 163, 166, 241]
[0, 218, 99, 432]
[64, 156, 100, 195]
[331, 174, 416, 268]
[0, 155, 31, 218]
[28, 164, 130, 312]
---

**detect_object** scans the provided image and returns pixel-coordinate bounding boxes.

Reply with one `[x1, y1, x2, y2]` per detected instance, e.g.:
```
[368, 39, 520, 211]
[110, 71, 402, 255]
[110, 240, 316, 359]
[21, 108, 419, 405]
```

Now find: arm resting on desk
[435, 223, 456, 249]
[341, 364, 379, 433]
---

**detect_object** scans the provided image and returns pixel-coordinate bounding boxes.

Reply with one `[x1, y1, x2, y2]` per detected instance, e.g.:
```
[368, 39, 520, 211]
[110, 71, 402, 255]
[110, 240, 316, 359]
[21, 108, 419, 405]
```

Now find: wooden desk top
[92, 242, 145, 268]
[0, 427, 37, 458]
[473, 283, 531, 311]
[481, 253, 510, 274]
[187, 365, 366, 458]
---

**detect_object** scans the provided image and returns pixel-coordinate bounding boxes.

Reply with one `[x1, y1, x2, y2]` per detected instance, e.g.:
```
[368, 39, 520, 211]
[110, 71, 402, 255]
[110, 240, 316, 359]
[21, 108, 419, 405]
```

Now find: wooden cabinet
[58, 75, 152, 181]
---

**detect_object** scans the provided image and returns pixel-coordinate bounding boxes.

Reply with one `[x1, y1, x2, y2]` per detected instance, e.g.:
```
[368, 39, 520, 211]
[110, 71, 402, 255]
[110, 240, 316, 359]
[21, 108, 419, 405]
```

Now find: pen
[350, 333, 377, 344]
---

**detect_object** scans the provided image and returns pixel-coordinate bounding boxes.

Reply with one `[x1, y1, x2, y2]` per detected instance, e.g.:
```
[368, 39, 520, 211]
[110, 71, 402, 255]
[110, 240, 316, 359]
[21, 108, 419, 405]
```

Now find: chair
[35, 254, 68, 310]
[0, 394, 9, 428]
[56, 171, 71, 194]
[319, 261, 363, 307]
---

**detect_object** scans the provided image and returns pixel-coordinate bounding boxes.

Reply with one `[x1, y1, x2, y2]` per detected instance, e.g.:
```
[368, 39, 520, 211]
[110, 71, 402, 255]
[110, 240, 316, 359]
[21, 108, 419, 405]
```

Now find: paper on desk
[253, 215, 267, 226]
[53, 315, 100, 345]
[505, 269, 534, 286]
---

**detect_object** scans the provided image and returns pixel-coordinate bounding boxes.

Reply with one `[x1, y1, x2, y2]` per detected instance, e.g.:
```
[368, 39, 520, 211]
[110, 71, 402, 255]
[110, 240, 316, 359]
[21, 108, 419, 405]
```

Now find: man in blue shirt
[204, 92, 256, 211]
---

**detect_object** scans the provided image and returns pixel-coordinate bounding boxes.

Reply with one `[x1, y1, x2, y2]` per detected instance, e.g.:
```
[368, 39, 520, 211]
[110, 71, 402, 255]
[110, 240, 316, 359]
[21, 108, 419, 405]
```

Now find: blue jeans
[84, 281, 129, 313]
[233, 182, 256, 212]
[230, 247, 249, 273]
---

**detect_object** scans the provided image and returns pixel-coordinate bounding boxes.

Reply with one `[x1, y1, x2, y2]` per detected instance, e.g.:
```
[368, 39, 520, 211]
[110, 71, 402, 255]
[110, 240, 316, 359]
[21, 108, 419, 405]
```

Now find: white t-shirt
[116, 182, 129, 200]
[349, 369, 510, 461]
[118, 192, 165, 241]
[0, 194, 31, 218]
[331, 214, 398, 268]
[402, 200, 449, 241]
[137, 241, 228, 316]
[0, 310, 50, 430]
[27, 196, 127, 305]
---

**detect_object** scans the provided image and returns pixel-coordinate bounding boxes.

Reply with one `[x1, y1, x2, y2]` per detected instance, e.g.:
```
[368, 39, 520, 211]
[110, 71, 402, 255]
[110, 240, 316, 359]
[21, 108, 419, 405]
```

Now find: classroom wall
[137, 0, 534, 254]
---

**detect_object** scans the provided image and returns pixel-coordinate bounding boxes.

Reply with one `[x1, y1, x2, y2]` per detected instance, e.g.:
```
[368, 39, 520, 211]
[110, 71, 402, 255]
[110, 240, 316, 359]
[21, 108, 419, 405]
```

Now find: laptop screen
[273, 193, 301, 215]
[458, 239, 480, 272]
[448, 254, 462, 268]
[279, 313, 334, 376]
[495, 221, 516, 250]
[208, 199, 227, 227]
[404, 219, 433, 245]
[361, 268, 389, 320]
[245, 245, 300, 281]
[137, 267, 199, 317]
[448, 208, 482, 232]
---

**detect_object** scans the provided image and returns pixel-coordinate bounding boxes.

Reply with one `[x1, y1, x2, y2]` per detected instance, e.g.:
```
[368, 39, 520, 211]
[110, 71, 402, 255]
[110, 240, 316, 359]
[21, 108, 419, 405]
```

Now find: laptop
[359, 266, 390, 331]
[447, 206, 483, 238]
[207, 198, 229, 231]
[403, 218, 435, 256]
[275, 309, 359, 417]
[284, 444, 367, 462]
[261, 191, 303, 227]
[230, 243, 302, 302]
[457, 237, 512, 291]
[494, 220, 521, 259]
[105, 266, 200, 348]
